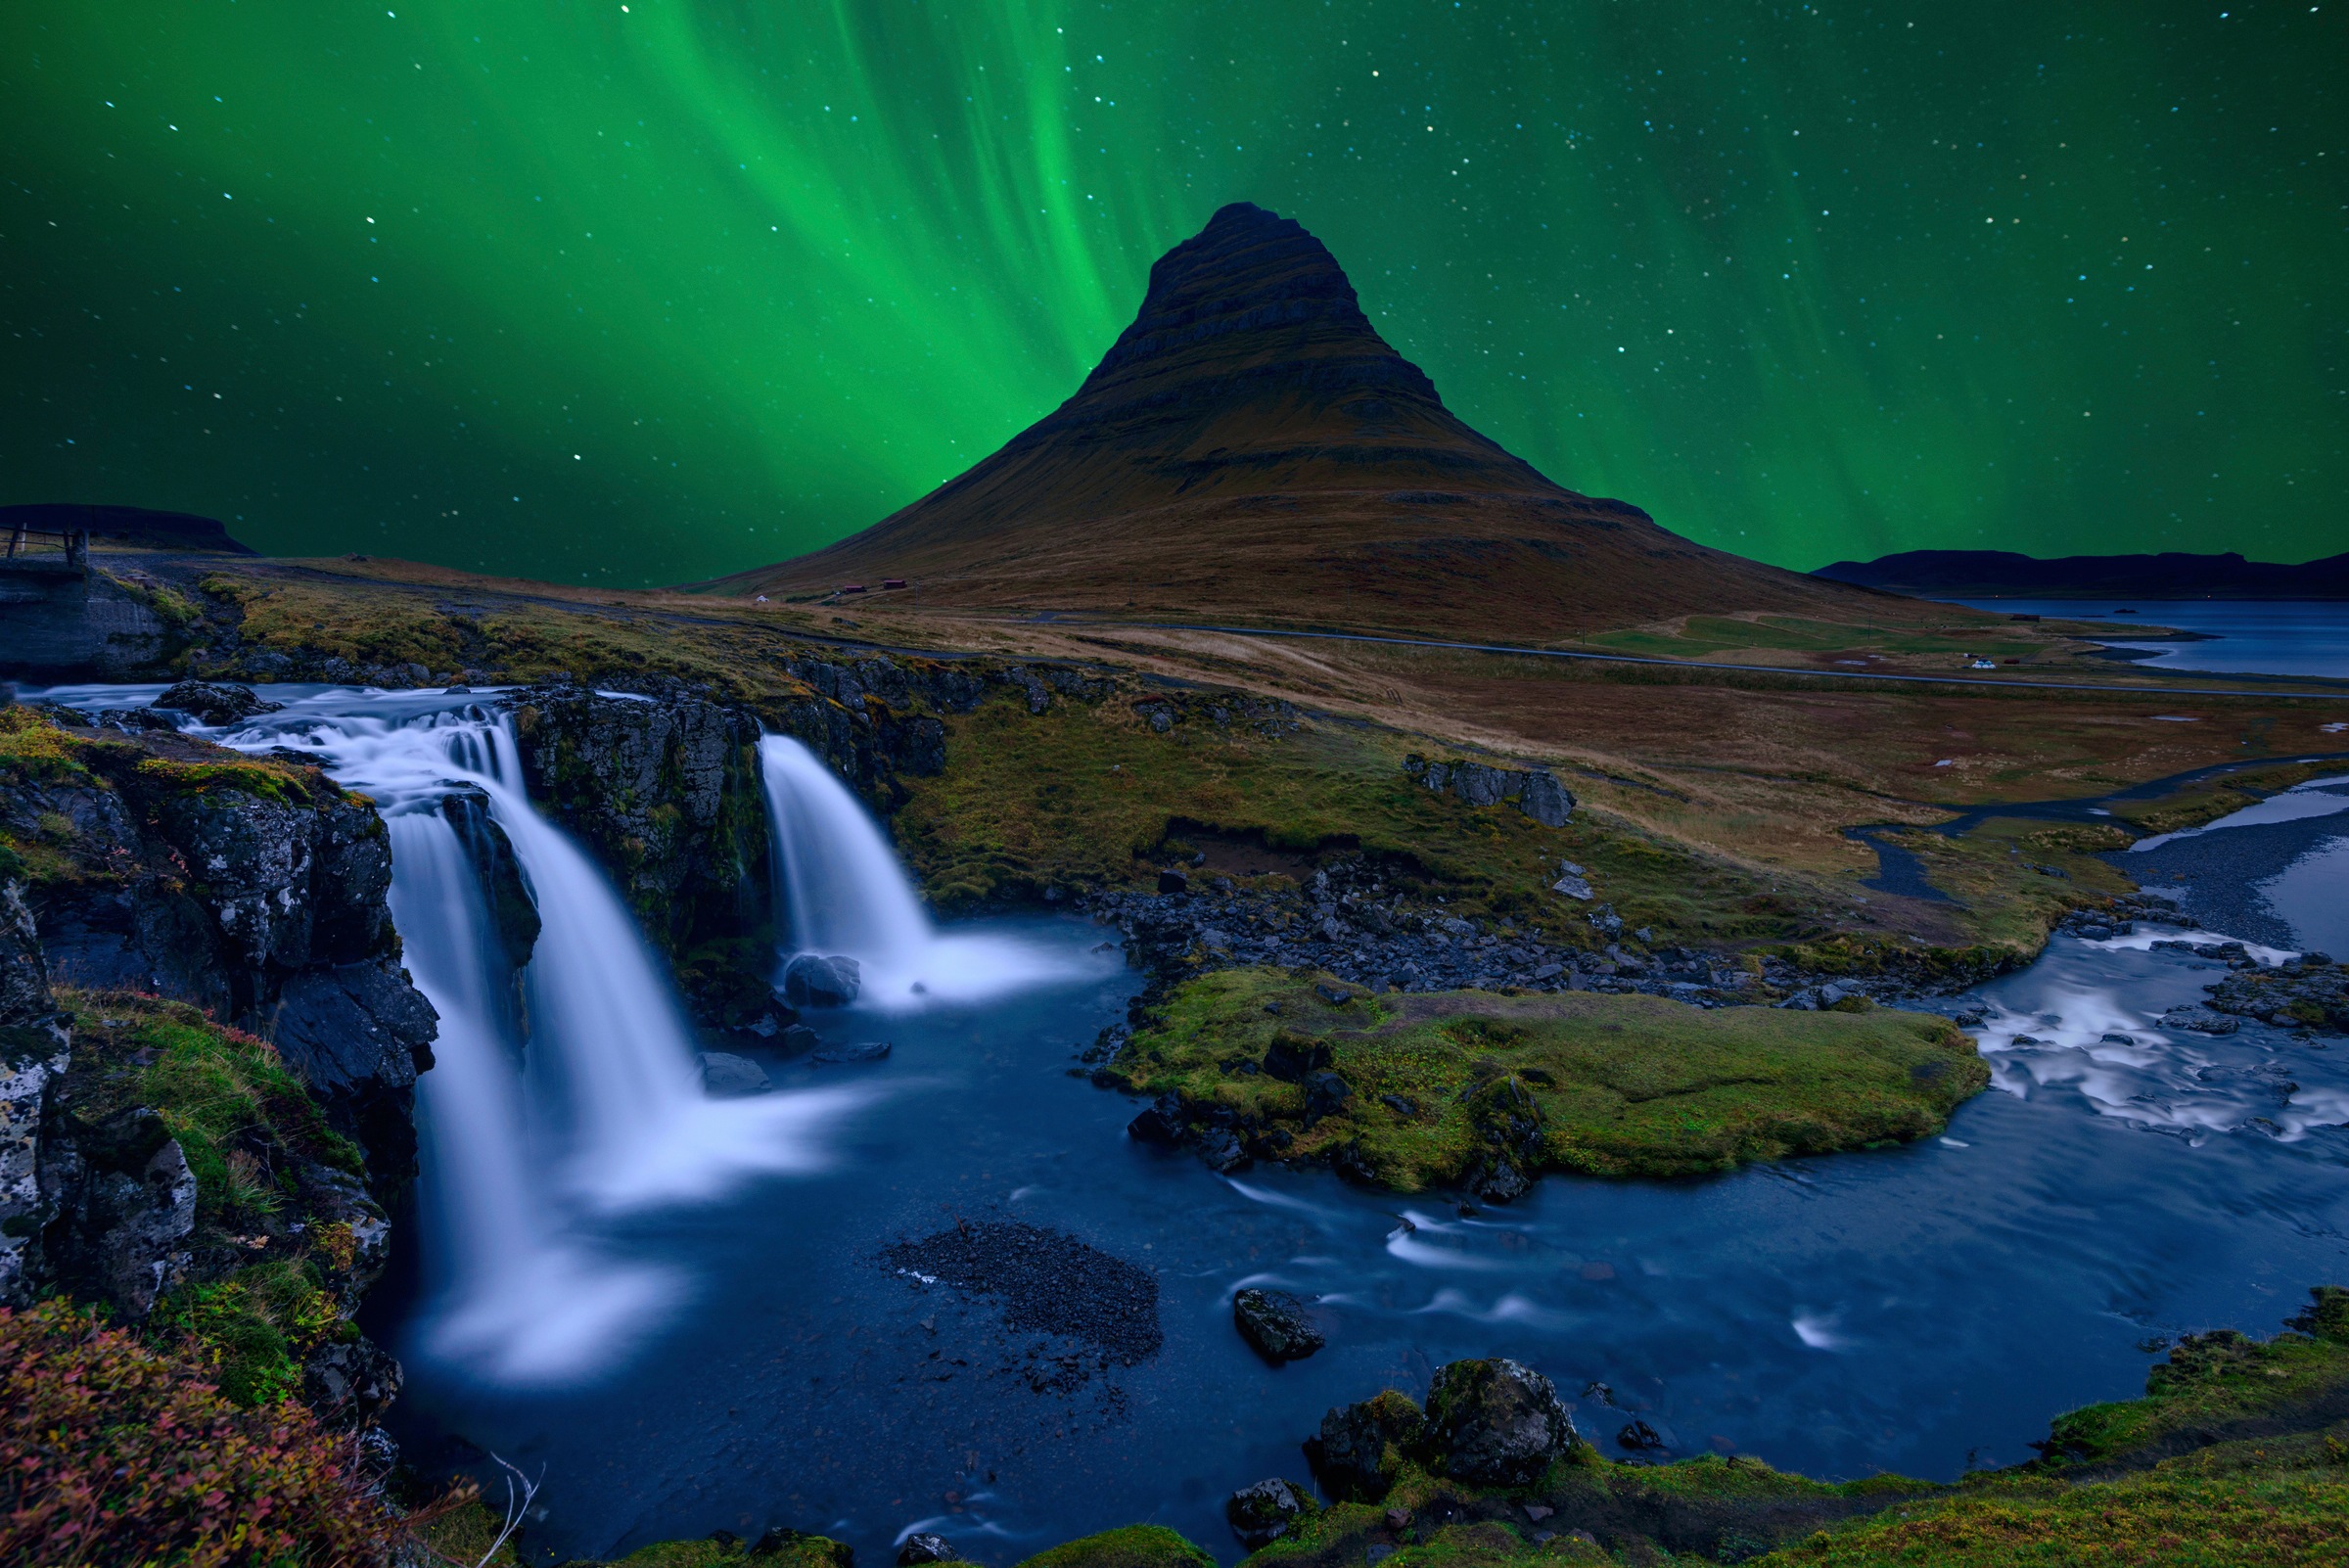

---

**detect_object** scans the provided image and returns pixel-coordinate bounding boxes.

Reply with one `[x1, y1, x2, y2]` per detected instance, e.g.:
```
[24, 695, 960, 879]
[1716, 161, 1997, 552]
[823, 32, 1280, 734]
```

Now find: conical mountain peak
[708, 205, 1861, 638]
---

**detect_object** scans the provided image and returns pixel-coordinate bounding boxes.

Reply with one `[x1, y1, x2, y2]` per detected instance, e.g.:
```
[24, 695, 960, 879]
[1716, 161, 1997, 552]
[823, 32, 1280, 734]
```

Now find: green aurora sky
[4, 1, 2343, 586]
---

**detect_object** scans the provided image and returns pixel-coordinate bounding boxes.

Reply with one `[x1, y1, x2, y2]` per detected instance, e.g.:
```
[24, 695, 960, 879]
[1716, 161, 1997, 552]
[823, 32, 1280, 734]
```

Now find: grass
[1111, 969, 1989, 1183]
[51, 989, 371, 1406]
[895, 687, 1850, 946]
[1015, 1525, 1219, 1568]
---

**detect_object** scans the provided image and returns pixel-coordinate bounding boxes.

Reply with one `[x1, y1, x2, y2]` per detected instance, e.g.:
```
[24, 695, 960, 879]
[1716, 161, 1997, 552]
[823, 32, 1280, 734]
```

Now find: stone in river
[1307, 1391, 1429, 1501]
[2163, 1005, 2240, 1036]
[898, 1534, 960, 1564]
[1233, 1287, 1325, 1362]
[808, 1039, 892, 1065]
[782, 952, 861, 1006]
[698, 1051, 772, 1097]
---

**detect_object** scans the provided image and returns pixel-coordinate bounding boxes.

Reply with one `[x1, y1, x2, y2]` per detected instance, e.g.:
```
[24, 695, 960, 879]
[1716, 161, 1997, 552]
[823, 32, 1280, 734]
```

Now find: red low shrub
[0, 1300, 395, 1567]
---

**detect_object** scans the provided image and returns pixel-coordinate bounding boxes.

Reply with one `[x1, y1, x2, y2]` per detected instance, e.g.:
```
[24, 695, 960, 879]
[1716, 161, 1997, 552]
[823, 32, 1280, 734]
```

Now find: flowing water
[25, 683, 2349, 1563]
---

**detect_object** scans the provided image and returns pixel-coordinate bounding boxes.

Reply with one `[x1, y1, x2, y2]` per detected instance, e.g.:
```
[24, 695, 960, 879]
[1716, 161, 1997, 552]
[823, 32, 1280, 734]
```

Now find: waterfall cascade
[181, 691, 871, 1382]
[757, 734, 1081, 1009]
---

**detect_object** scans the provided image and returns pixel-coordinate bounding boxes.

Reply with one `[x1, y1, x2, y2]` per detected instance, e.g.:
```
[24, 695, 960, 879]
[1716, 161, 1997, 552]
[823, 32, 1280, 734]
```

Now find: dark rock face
[783, 952, 861, 1008]
[510, 685, 769, 961]
[5, 721, 437, 1185]
[1233, 1286, 1325, 1362]
[898, 1533, 960, 1565]
[0, 567, 192, 679]
[2202, 953, 2348, 1034]
[151, 680, 281, 728]
[1307, 1389, 1430, 1501]
[302, 1335, 405, 1430]
[40, 1110, 197, 1320]
[1424, 1357, 1579, 1487]
[1225, 1477, 1318, 1548]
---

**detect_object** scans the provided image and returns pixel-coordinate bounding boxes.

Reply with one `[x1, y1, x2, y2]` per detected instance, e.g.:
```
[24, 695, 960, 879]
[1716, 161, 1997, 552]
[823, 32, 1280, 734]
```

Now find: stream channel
[34, 682, 2349, 1564]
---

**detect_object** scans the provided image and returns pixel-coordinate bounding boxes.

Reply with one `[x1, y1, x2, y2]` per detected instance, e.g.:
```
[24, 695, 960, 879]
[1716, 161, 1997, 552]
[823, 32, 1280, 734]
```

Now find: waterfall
[757, 734, 1084, 1010]
[387, 808, 676, 1385]
[184, 690, 876, 1379]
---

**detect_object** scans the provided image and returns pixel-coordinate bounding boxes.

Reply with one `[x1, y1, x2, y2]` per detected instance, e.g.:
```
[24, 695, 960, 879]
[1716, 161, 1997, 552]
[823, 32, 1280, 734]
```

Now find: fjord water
[1944, 598, 2349, 678]
[31, 684, 2349, 1564]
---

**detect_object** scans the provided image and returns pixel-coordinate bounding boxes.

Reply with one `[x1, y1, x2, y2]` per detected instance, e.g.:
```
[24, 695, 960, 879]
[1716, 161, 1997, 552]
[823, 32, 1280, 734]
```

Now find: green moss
[1114, 970, 1988, 1184]
[132, 755, 317, 807]
[1016, 1525, 1218, 1568]
[895, 691, 1800, 945]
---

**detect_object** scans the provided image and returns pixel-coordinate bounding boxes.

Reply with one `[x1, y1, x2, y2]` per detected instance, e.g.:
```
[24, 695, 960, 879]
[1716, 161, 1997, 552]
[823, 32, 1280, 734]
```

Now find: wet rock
[1234, 1287, 1325, 1361]
[779, 1023, 820, 1055]
[1195, 1128, 1249, 1173]
[783, 952, 862, 1007]
[2162, 1004, 2240, 1036]
[1128, 1091, 1189, 1145]
[898, 1534, 959, 1564]
[1225, 1477, 1319, 1548]
[1425, 1357, 1579, 1486]
[1470, 1159, 1533, 1205]
[700, 1051, 773, 1096]
[883, 1220, 1162, 1363]
[808, 1040, 891, 1066]
[152, 679, 282, 727]
[302, 1335, 405, 1429]
[1307, 1389, 1429, 1501]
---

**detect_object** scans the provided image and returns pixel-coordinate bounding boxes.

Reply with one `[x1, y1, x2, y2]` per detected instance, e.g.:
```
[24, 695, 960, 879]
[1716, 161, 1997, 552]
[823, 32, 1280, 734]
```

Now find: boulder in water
[152, 679, 281, 727]
[699, 1051, 772, 1097]
[1233, 1287, 1324, 1361]
[809, 1039, 892, 1065]
[783, 952, 861, 1007]
[1307, 1390, 1429, 1501]
[898, 1534, 960, 1564]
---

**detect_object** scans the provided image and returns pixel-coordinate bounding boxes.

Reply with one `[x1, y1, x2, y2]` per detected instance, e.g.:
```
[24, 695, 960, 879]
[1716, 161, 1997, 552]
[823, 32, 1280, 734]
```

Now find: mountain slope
[1816, 549, 2349, 600]
[704, 203, 1882, 638]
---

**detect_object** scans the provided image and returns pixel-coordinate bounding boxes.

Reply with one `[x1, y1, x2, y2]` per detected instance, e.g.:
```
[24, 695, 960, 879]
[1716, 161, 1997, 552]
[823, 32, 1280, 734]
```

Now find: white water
[757, 734, 1084, 1010]
[176, 691, 879, 1378]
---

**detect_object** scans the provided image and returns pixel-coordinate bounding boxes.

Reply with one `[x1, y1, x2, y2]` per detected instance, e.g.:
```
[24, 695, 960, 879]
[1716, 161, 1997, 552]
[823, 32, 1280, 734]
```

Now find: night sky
[5, 2, 2342, 586]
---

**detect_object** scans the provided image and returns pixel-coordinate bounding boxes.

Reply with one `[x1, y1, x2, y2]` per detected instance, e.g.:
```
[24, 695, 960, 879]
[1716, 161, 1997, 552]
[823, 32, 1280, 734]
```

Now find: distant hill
[1814, 549, 2349, 601]
[703, 203, 1880, 638]
[1, 503, 254, 555]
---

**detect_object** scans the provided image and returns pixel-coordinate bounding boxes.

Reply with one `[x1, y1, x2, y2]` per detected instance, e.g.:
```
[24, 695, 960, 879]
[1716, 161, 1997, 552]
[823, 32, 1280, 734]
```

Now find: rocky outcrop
[1307, 1389, 1430, 1501]
[1403, 754, 1574, 828]
[1424, 1357, 1581, 1486]
[1224, 1477, 1318, 1548]
[2, 711, 436, 1183]
[0, 565, 196, 679]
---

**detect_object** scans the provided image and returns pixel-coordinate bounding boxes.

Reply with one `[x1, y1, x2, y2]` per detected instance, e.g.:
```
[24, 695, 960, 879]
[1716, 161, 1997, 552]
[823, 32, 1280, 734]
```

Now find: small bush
[0, 1299, 395, 1567]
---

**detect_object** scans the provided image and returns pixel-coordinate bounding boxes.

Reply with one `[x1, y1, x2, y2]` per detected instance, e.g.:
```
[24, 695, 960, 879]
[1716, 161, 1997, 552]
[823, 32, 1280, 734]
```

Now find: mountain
[703, 203, 1875, 638]
[1814, 549, 2349, 601]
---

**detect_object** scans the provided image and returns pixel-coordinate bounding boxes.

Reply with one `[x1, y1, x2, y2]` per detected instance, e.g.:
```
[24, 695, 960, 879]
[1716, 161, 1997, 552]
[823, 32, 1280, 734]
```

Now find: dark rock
[152, 679, 281, 727]
[1195, 1128, 1249, 1173]
[1471, 1159, 1533, 1204]
[1225, 1477, 1319, 1548]
[783, 952, 862, 1007]
[1234, 1287, 1325, 1361]
[1425, 1356, 1579, 1486]
[1302, 1071, 1353, 1126]
[1128, 1091, 1189, 1145]
[1158, 867, 1190, 895]
[1517, 770, 1575, 827]
[808, 1040, 891, 1066]
[1617, 1418, 1666, 1453]
[302, 1335, 405, 1429]
[1262, 1032, 1333, 1083]
[779, 1024, 820, 1055]
[1379, 1093, 1419, 1118]
[898, 1534, 959, 1565]
[700, 1051, 774, 1095]
[2163, 1005, 2240, 1036]
[1307, 1389, 1429, 1502]
[882, 1221, 1162, 1363]
[1314, 981, 1355, 1005]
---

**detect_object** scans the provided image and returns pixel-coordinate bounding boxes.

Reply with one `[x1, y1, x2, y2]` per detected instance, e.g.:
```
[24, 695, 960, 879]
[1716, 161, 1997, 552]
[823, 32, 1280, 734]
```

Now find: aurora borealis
[4, 2, 2342, 585]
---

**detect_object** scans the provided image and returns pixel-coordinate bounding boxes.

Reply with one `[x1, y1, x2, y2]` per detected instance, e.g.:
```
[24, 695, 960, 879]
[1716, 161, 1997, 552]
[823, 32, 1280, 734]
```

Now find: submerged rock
[1233, 1287, 1325, 1362]
[808, 1039, 891, 1065]
[1424, 1356, 1579, 1486]
[699, 1051, 773, 1096]
[783, 952, 862, 1007]
[1224, 1477, 1319, 1548]
[2162, 1004, 2240, 1036]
